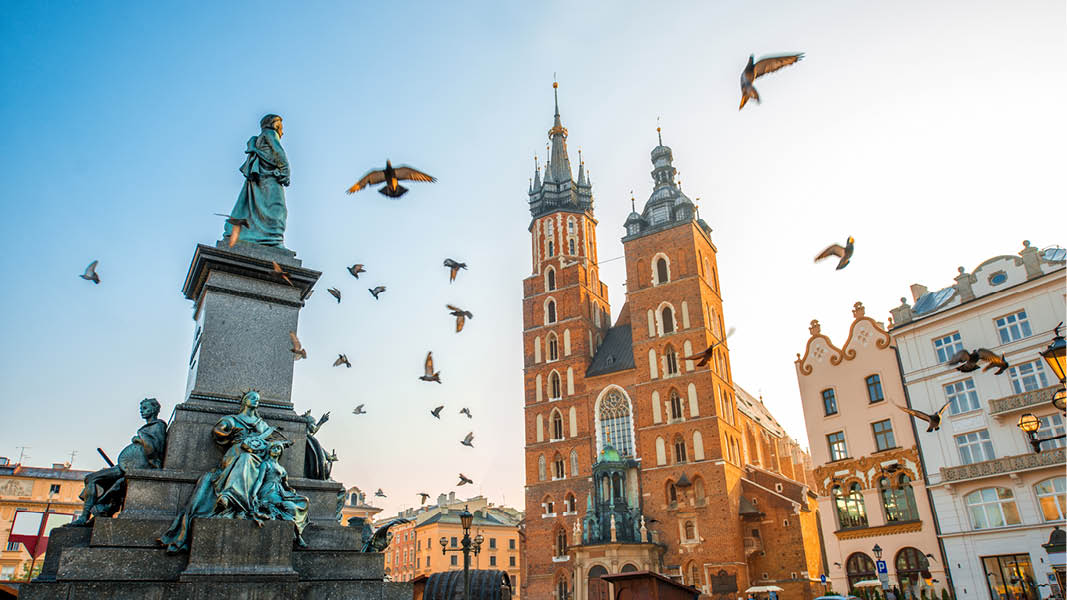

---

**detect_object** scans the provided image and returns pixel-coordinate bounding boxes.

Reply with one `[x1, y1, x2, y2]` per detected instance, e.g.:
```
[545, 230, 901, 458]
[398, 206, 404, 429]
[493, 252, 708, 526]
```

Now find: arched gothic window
[549, 371, 562, 399]
[846, 553, 876, 591]
[546, 268, 556, 291]
[547, 333, 559, 361]
[551, 411, 564, 440]
[546, 300, 557, 324]
[564, 492, 576, 513]
[555, 528, 567, 557]
[668, 481, 678, 505]
[553, 453, 565, 479]
[662, 306, 675, 334]
[665, 346, 679, 376]
[556, 578, 568, 600]
[547, 240, 554, 257]
[570, 450, 579, 477]
[669, 389, 683, 420]
[656, 257, 669, 284]
[674, 435, 687, 463]
[599, 390, 634, 456]
[684, 521, 695, 541]
[569, 238, 576, 254]
[537, 455, 546, 481]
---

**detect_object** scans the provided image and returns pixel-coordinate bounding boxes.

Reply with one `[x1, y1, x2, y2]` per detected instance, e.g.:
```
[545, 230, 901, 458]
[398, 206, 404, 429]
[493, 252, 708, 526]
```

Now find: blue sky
[1, 1, 1064, 517]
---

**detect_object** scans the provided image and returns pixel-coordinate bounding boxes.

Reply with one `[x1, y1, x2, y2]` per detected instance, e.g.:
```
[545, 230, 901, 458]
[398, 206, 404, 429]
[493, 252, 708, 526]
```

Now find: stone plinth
[181, 519, 298, 581]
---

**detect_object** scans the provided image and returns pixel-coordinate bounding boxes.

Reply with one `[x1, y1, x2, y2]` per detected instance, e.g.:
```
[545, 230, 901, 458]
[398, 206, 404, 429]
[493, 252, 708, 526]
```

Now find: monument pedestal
[21, 242, 410, 600]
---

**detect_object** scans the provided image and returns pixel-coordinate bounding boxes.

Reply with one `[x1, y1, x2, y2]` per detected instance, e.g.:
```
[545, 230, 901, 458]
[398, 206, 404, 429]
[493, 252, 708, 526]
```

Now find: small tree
[19, 561, 43, 581]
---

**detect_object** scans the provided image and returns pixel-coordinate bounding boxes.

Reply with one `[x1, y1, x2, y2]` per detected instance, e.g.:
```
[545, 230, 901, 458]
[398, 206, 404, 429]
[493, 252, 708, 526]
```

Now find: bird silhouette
[459, 407, 472, 419]
[327, 287, 342, 303]
[948, 349, 981, 372]
[80, 260, 101, 284]
[739, 52, 804, 110]
[375, 488, 386, 498]
[815, 237, 855, 270]
[352, 404, 366, 415]
[461, 432, 474, 448]
[457, 473, 473, 486]
[420, 352, 441, 383]
[272, 261, 294, 286]
[289, 331, 307, 360]
[368, 286, 386, 300]
[346, 160, 436, 198]
[431, 405, 444, 419]
[215, 213, 250, 248]
[893, 400, 953, 432]
[683, 327, 736, 366]
[418, 492, 431, 505]
[447, 304, 473, 333]
[443, 258, 467, 283]
[334, 354, 352, 368]
[977, 349, 1010, 374]
[348, 264, 366, 279]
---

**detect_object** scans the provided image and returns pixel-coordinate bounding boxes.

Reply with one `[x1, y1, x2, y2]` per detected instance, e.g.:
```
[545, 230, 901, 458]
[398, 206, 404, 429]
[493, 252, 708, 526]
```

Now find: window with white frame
[1007, 359, 1050, 394]
[994, 310, 1033, 344]
[548, 371, 561, 400]
[669, 389, 683, 420]
[1035, 413, 1066, 449]
[955, 429, 995, 464]
[1034, 477, 1066, 522]
[933, 332, 964, 364]
[665, 346, 679, 376]
[547, 333, 559, 361]
[965, 487, 1021, 529]
[551, 411, 564, 440]
[827, 431, 848, 461]
[944, 378, 981, 414]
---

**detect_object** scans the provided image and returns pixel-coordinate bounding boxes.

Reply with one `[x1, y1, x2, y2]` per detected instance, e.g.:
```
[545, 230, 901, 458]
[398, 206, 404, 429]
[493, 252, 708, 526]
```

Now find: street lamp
[1040, 322, 1066, 412]
[1017, 413, 1066, 453]
[441, 505, 484, 599]
[872, 544, 883, 560]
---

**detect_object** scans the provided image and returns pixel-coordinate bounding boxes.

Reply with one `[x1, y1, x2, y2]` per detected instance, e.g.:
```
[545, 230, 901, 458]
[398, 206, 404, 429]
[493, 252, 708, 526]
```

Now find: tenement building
[889, 242, 1066, 600]
[795, 302, 946, 599]
[522, 84, 823, 600]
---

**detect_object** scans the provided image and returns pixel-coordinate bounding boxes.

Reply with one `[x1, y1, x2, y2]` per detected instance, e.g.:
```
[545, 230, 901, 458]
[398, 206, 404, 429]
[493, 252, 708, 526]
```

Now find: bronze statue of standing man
[224, 114, 291, 248]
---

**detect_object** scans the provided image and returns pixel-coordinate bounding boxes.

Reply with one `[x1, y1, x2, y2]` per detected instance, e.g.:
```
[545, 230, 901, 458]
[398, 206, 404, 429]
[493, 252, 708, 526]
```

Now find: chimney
[910, 284, 928, 302]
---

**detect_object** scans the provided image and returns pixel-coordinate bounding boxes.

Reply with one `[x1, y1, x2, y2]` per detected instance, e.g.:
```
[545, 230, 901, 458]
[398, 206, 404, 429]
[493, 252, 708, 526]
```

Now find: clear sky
[1, 1, 1064, 518]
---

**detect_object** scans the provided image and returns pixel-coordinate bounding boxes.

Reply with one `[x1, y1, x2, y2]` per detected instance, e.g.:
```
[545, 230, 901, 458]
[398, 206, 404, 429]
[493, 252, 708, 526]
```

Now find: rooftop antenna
[68, 449, 79, 466]
[657, 116, 663, 145]
[15, 446, 30, 466]
[630, 191, 636, 213]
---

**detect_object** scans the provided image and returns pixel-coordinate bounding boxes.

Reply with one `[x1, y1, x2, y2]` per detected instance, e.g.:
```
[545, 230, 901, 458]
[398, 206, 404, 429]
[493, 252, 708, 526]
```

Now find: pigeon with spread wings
[447, 305, 473, 333]
[420, 352, 441, 383]
[80, 260, 101, 284]
[739, 53, 804, 110]
[683, 327, 736, 366]
[345, 160, 436, 198]
[327, 287, 342, 303]
[289, 331, 307, 360]
[815, 237, 855, 270]
[893, 400, 953, 432]
[443, 258, 467, 283]
[430, 405, 444, 419]
[457, 473, 473, 486]
[976, 348, 1010, 374]
[418, 492, 431, 505]
[334, 354, 352, 368]
[348, 264, 366, 279]
[461, 432, 474, 448]
[352, 404, 366, 415]
[947, 349, 981, 372]
[368, 286, 386, 300]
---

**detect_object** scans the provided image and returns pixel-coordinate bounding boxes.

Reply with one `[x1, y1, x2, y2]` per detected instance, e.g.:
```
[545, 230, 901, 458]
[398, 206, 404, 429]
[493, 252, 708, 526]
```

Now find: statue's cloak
[225, 127, 290, 247]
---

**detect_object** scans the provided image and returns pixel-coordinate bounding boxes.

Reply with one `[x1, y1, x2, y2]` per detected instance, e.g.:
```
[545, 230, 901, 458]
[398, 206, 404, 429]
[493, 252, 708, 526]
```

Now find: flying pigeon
[345, 160, 437, 198]
[461, 432, 474, 448]
[272, 261, 294, 286]
[328, 287, 342, 303]
[334, 354, 352, 368]
[947, 349, 981, 373]
[893, 400, 953, 432]
[447, 304, 473, 333]
[976, 349, 1010, 374]
[459, 407, 472, 419]
[815, 237, 855, 270]
[683, 327, 736, 366]
[368, 286, 386, 300]
[457, 473, 473, 486]
[80, 260, 101, 284]
[739, 52, 804, 110]
[348, 264, 366, 279]
[352, 404, 366, 415]
[443, 259, 467, 283]
[375, 488, 387, 498]
[431, 405, 444, 419]
[289, 331, 307, 360]
[418, 492, 431, 505]
[420, 352, 441, 383]
[215, 213, 250, 248]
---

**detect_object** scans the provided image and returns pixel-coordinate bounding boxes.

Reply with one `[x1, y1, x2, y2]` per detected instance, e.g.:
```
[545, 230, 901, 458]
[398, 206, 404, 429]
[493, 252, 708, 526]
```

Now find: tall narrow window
[549, 371, 561, 399]
[822, 389, 838, 416]
[656, 257, 669, 284]
[832, 483, 868, 529]
[538, 455, 546, 481]
[668, 482, 678, 505]
[546, 268, 556, 291]
[552, 411, 564, 440]
[872, 419, 896, 451]
[599, 390, 634, 456]
[570, 450, 578, 477]
[684, 521, 695, 541]
[827, 431, 848, 461]
[662, 306, 675, 334]
[568, 239, 576, 254]
[547, 240, 554, 257]
[546, 300, 557, 324]
[553, 453, 565, 479]
[865, 375, 884, 403]
[880, 474, 919, 522]
[555, 529, 567, 557]
[547, 333, 559, 361]
[674, 435, 687, 463]
[1034, 477, 1066, 521]
[665, 346, 679, 376]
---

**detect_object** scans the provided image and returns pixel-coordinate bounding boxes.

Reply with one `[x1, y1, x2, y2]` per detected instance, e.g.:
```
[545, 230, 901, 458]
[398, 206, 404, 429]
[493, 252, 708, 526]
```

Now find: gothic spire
[547, 81, 573, 184]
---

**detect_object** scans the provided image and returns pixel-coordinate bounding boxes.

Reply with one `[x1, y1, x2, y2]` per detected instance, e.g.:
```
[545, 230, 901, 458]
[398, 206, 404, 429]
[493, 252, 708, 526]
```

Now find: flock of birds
[894, 348, 1011, 433]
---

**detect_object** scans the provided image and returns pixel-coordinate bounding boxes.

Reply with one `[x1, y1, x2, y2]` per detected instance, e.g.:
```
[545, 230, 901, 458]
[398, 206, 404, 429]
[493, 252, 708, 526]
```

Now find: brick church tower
[522, 87, 822, 600]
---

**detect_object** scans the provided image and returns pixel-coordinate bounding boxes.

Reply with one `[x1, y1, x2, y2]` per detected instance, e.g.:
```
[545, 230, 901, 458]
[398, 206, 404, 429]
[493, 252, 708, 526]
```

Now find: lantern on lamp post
[1017, 413, 1065, 453]
[1040, 322, 1066, 412]
[440, 505, 483, 599]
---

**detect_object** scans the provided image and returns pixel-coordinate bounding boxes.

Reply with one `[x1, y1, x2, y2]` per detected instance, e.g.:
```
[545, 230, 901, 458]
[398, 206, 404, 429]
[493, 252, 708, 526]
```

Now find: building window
[549, 371, 561, 400]
[564, 493, 576, 513]
[451, 537, 458, 547]
[674, 436, 687, 463]
[5, 541, 20, 551]
[832, 483, 868, 529]
[1008, 359, 1050, 394]
[553, 453, 565, 478]
[509, 539, 515, 550]
[451, 555, 458, 566]
[995, 310, 1033, 343]
[880, 474, 919, 522]
[555, 529, 567, 557]
[669, 390, 683, 420]
[966, 487, 1021, 529]
[846, 553, 877, 591]
[656, 257, 669, 283]
[538, 454, 546, 481]
[599, 389, 634, 456]
[1034, 477, 1066, 521]
[982, 554, 1039, 600]
[665, 346, 679, 376]
[49, 484, 61, 494]
[822, 388, 838, 416]
[552, 411, 564, 440]
[895, 547, 927, 596]
[661, 306, 674, 334]
[933, 332, 964, 363]
[955, 429, 995, 464]
[944, 378, 981, 414]
[668, 482, 678, 506]
[557, 578, 569, 600]
[546, 300, 557, 324]
[547, 333, 559, 361]
[1034, 413, 1066, 449]
[683, 521, 696, 541]
[570, 450, 579, 476]
[546, 268, 556, 291]
[872, 419, 896, 451]
[865, 375, 884, 403]
[510, 556, 516, 567]
[489, 555, 497, 566]
[827, 431, 848, 461]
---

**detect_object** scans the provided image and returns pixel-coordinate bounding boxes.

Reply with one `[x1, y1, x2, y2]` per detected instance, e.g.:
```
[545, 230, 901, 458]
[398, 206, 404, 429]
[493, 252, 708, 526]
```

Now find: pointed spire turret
[526, 79, 593, 218]
[532, 155, 541, 191]
[547, 81, 573, 184]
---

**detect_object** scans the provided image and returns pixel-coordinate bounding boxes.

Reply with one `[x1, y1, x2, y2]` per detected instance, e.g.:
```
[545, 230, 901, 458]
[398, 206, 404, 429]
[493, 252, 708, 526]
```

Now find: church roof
[622, 128, 710, 241]
[586, 325, 635, 377]
[527, 82, 593, 220]
[733, 384, 785, 438]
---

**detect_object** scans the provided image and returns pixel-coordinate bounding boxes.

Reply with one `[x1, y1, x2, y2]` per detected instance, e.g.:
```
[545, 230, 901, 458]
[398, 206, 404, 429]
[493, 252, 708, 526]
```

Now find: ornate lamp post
[440, 505, 484, 599]
[873, 544, 883, 560]
[1040, 322, 1066, 412]
[1017, 413, 1066, 453]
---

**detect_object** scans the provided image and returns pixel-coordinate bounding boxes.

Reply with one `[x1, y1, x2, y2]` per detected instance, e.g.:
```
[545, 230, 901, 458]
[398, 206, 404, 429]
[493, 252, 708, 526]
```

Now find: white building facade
[889, 241, 1066, 600]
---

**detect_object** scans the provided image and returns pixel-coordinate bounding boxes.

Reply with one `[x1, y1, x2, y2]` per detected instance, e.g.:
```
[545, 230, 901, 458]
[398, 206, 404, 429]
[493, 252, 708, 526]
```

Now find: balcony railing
[988, 386, 1058, 416]
[743, 536, 763, 556]
[940, 447, 1065, 483]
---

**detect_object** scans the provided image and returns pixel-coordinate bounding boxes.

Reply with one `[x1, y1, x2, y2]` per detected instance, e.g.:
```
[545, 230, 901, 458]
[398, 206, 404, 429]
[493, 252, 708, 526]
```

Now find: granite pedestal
[21, 241, 410, 599]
